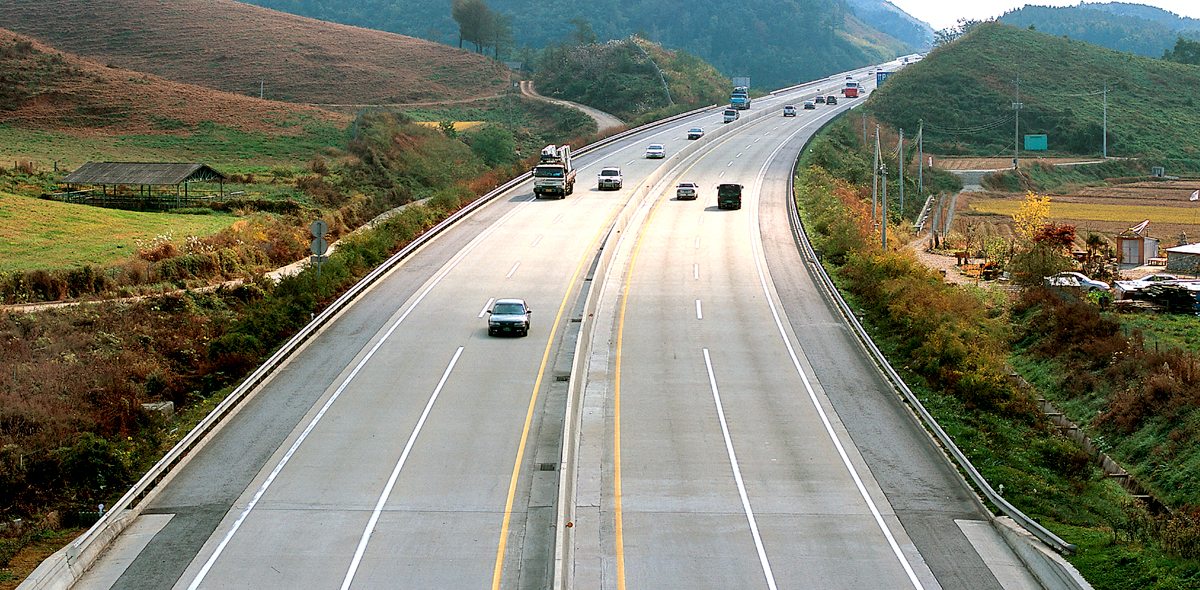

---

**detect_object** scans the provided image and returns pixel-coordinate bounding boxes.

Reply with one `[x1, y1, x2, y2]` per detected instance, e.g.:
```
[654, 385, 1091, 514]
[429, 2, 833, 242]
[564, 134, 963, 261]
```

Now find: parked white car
[1045, 271, 1110, 292]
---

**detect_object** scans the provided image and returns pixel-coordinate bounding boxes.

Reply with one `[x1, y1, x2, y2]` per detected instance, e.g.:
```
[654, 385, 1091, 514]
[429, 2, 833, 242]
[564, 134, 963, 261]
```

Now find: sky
[887, 0, 1200, 32]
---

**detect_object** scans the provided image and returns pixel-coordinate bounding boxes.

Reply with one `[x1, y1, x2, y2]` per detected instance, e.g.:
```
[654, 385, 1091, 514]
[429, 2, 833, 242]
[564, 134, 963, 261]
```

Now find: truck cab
[533, 144, 576, 199]
[717, 183, 742, 210]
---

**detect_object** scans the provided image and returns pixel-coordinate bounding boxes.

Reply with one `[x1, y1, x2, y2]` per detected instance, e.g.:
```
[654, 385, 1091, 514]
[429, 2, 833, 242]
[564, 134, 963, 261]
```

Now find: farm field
[957, 179, 1200, 247]
[0, 192, 237, 272]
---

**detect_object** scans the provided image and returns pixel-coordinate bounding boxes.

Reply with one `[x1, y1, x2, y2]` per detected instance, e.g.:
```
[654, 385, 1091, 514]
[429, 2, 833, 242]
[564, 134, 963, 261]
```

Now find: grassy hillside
[0, 30, 350, 169]
[0, 0, 509, 106]
[999, 4, 1200, 58]
[866, 23, 1200, 172]
[237, 0, 908, 90]
[534, 37, 729, 122]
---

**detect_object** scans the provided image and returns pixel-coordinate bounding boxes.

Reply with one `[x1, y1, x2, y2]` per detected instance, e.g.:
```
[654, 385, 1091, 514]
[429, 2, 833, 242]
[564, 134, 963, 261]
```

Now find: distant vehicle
[814, 96, 825, 104]
[826, 95, 838, 105]
[488, 298, 532, 337]
[676, 181, 699, 200]
[803, 101, 815, 110]
[723, 109, 739, 123]
[717, 183, 742, 210]
[533, 144, 575, 199]
[645, 144, 666, 159]
[782, 105, 796, 117]
[688, 127, 705, 139]
[597, 166, 623, 190]
[1045, 271, 1110, 292]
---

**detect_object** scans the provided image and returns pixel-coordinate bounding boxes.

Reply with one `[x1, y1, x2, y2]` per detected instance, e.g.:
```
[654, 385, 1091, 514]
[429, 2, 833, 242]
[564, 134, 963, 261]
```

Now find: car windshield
[601, 170, 619, 176]
[493, 303, 525, 315]
[534, 166, 563, 178]
[650, 145, 663, 150]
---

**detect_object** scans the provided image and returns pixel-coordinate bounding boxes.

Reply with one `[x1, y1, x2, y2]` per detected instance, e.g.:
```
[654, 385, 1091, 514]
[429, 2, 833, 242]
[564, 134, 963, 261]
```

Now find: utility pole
[260, 77, 264, 100]
[1103, 81, 1108, 159]
[1012, 76, 1022, 169]
[872, 126, 880, 223]
[898, 128, 905, 220]
[881, 163, 888, 250]
[862, 111, 867, 145]
[917, 121, 924, 195]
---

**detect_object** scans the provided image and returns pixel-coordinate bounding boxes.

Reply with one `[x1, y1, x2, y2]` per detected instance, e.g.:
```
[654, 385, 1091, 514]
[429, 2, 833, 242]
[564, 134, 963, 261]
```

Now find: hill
[1084, 1, 1200, 31]
[844, 0, 934, 50]
[533, 37, 730, 122]
[0, 30, 351, 168]
[0, 30, 348, 136]
[865, 22, 1200, 171]
[998, 3, 1200, 57]
[0, 0, 510, 106]
[234, 0, 910, 90]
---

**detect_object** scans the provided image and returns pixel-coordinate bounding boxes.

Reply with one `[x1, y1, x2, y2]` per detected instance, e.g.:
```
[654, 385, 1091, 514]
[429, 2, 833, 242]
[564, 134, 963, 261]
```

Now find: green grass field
[0, 122, 349, 171]
[0, 192, 238, 271]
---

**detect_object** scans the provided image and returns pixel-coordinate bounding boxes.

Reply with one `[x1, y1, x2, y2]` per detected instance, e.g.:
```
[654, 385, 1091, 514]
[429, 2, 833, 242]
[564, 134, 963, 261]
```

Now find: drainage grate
[539, 463, 558, 472]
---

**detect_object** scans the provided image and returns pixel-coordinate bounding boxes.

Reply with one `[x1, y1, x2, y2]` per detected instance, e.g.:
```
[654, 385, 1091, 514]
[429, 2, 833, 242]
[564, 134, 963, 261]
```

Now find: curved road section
[44, 62, 1050, 590]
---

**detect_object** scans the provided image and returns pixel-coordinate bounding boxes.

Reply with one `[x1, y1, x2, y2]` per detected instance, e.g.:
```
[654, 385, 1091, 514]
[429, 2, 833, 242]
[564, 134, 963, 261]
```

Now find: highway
[56, 61, 1037, 590]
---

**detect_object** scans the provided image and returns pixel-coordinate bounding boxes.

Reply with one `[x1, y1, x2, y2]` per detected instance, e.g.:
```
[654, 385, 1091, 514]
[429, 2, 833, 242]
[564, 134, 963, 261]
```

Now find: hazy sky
[888, 0, 1200, 32]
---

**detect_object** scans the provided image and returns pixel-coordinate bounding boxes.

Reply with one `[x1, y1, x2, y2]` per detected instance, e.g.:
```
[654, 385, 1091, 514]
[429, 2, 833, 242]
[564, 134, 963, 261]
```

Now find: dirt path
[519, 81, 626, 132]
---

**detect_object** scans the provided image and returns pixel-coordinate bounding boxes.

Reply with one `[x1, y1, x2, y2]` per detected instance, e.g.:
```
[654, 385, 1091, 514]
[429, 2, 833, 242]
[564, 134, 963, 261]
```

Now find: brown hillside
[0, 30, 349, 136]
[0, 0, 510, 106]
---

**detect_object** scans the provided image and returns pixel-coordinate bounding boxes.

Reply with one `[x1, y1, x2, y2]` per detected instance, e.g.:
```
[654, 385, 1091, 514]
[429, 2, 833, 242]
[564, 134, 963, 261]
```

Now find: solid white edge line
[703, 348, 779, 590]
[340, 346, 464, 590]
[748, 122, 926, 590]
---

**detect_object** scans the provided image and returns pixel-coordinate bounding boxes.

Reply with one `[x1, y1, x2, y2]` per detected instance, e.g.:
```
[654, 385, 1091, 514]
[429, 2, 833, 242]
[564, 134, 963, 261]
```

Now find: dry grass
[0, 29, 350, 136]
[0, 0, 509, 107]
[958, 180, 1200, 246]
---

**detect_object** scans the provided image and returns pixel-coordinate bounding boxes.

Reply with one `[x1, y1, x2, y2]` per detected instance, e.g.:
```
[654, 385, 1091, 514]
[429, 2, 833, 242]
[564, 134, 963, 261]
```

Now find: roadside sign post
[310, 220, 329, 280]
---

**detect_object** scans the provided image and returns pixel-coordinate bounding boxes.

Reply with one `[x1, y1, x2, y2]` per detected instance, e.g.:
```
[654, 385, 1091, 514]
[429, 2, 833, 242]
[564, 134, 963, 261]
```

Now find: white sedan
[1045, 271, 1110, 292]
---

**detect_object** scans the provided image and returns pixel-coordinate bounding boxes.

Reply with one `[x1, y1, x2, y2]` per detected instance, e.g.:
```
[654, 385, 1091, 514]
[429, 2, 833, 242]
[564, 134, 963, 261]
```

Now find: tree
[1162, 38, 1200, 65]
[933, 18, 984, 47]
[1012, 191, 1052, 242]
[452, 0, 491, 52]
[569, 18, 597, 45]
[467, 125, 516, 168]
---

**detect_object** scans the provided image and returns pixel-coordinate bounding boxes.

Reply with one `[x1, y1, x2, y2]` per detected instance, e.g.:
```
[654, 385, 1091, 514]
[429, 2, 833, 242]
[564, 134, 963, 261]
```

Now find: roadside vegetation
[533, 36, 730, 124]
[868, 23, 1200, 174]
[799, 114, 1200, 589]
[0, 101, 599, 577]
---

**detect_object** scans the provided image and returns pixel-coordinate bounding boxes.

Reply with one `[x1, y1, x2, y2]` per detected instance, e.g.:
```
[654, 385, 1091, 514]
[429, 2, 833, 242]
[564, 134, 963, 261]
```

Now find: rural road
[520, 80, 626, 132]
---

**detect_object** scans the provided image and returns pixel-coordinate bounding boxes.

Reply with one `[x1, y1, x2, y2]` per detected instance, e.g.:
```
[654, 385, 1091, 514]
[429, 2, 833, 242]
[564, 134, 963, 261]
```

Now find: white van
[723, 109, 739, 123]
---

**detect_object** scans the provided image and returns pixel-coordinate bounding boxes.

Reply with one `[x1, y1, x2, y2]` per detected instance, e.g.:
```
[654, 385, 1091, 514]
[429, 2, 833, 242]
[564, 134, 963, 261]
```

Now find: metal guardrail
[22, 98, 730, 590]
[785, 158, 1078, 555]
